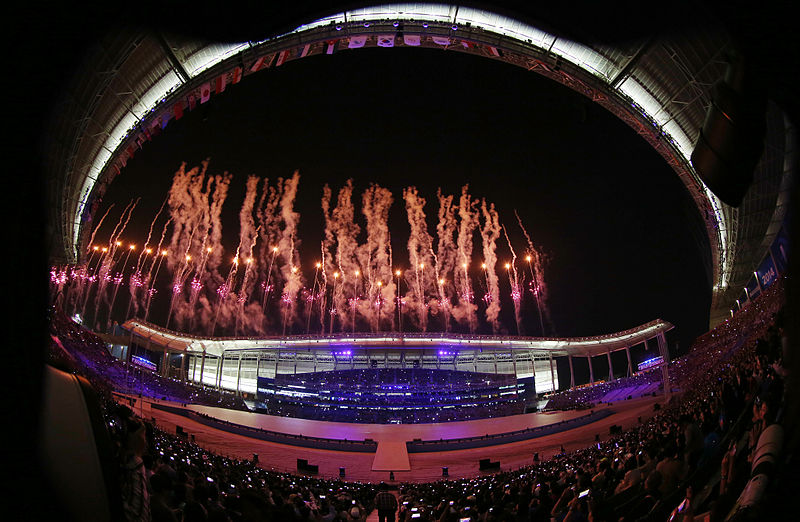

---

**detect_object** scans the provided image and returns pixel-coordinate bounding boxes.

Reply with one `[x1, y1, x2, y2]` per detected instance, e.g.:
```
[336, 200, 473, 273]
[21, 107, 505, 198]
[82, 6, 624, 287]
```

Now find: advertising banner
[756, 256, 779, 289]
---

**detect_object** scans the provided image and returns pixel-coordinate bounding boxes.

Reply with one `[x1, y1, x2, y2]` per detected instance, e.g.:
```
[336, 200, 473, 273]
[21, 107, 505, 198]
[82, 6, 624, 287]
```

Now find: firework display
[52, 161, 551, 338]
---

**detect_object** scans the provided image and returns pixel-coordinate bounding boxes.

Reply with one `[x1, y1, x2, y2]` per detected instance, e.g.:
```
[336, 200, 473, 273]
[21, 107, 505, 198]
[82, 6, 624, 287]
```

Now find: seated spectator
[655, 445, 687, 497]
[614, 455, 642, 494]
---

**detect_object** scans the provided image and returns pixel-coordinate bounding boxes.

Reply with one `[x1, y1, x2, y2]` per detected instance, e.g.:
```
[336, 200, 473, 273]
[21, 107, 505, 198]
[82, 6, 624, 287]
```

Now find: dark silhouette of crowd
[107, 398, 379, 521]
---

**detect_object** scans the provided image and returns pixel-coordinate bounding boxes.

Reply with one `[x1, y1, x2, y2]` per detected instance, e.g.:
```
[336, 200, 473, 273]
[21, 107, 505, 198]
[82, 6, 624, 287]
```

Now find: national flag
[275, 49, 289, 66]
[250, 56, 266, 71]
[149, 119, 162, 136]
[348, 35, 367, 48]
[200, 83, 211, 103]
[160, 111, 171, 129]
[173, 101, 184, 120]
[120, 153, 127, 167]
[250, 54, 275, 72]
[325, 40, 339, 54]
[298, 43, 311, 57]
[488, 46, 503, 57]
[232, 66, 242, 84]
[377, 34, 395, 47]
[215, 74, 227, 94]
[127, 144, 136, 159]
[461, 40, 475, 49]
[188, 94, 196, 111]
[432, 36, 451, 46]
[403, 34, 421, 46]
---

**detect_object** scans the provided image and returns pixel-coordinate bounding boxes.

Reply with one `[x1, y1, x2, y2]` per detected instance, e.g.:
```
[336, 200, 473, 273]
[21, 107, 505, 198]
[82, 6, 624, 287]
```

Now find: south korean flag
[377, 34, 395, 48]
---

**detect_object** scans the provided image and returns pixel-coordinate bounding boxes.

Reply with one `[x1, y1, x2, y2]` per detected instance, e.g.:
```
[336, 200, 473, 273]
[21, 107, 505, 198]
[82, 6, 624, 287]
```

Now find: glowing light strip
[182, 42, 251, 77]
[71, 72, 183, 257]
[75, 3, 729, 290]
[126, 319, 669, 357]
[70, 40, 245, 257]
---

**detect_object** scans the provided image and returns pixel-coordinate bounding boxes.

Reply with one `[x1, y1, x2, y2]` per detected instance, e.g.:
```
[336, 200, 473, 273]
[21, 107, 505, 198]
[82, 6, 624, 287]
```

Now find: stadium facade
[120, 318, 672, 399]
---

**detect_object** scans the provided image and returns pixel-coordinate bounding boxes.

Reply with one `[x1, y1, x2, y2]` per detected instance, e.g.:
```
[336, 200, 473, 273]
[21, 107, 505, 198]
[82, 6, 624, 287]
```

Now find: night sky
[95, 45, 711, 355]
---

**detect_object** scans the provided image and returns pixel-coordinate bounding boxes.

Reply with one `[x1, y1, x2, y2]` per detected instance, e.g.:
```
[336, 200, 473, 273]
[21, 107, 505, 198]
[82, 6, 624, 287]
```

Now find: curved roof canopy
[45, 3, 793, 326]
[122, 318, 673, 358]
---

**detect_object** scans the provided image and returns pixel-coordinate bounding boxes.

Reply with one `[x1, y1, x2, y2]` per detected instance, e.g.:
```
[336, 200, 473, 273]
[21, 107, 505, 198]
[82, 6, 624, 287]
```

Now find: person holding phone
[563, 490, 591, 522]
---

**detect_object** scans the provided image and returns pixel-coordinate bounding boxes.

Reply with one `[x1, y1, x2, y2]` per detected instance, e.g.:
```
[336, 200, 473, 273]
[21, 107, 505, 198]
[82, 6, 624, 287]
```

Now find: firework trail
[479, 199, 502, 333]
[319, 241, 329, 334]
[211, 252, 239, 337]
[194, 172, 233, 334]
[307, 255, 322, 334]
[176, 173, 215, 332]
[49, 266, 69, 309]
[165, 161, 212, 330]
[320, 185, 334, 333]
[81, 245, 109, 321]
[324, 180, 360, 333]
[433, 189, 457, 332]
[515, 210, 552, 335]
[69, 246, 101, 316]
[453, 186, 479, 332]
[256, 177, 283, 332]
[254, 178, 273, 327]
[135, 197, 168, 272]
[158, 163, 230, 334]
[126, 196, 169, 321]
[165, 226, 197, 330]
[94, 198, 139, 330]
[233, 175, 261, 336]
[143, 217, 172, 322]
[90, 204, 129, 321]
[70, 203, 116, 318]
[106, 242, 135, 329]
[276, 171, 303, 334]
[403, 186, 434, 332]
[86, 203, 115, 256]
[74, 161, 554, 340]
[359, 183, 394, 332]
[70, 203, 116, 316]
[502, 224, 523, 335]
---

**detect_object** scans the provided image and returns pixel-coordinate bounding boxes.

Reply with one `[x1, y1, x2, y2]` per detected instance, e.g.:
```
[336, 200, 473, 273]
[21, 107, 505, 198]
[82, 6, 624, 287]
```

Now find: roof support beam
[156, 32, 191, 83]
[610, 38, 653, 89]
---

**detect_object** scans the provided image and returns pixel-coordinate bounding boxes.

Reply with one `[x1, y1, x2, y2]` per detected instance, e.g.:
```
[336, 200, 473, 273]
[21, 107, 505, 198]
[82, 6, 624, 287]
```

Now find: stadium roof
[43, 3, 794, 327]
[121, 318, 673, 358]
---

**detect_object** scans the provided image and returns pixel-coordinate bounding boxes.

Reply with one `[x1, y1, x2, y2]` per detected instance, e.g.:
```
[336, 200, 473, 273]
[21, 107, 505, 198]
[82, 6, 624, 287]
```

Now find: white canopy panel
[122, 318, 673, 358]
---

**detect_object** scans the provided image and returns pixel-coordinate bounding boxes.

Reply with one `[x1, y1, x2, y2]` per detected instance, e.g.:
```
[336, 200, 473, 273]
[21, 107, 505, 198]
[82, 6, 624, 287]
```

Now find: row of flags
[112, 34, 506, 174]
[346, 33, 504, 55]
